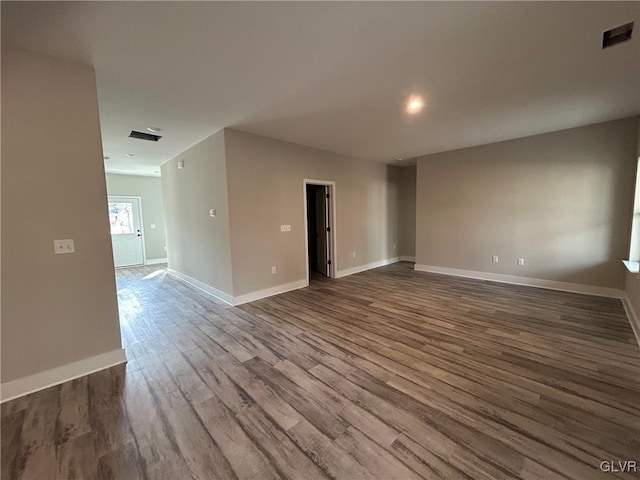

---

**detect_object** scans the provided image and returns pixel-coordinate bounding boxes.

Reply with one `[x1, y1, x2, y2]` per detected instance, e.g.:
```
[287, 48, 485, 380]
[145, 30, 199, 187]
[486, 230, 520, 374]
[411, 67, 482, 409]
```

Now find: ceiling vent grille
[129, 130, 162, 142]
[602, 22, 633, 49]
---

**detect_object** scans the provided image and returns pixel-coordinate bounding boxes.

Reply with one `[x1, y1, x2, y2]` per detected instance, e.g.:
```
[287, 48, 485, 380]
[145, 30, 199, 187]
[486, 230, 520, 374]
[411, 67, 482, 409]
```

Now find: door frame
[303, 179, 337, 281]
[108, 195, 147, 267]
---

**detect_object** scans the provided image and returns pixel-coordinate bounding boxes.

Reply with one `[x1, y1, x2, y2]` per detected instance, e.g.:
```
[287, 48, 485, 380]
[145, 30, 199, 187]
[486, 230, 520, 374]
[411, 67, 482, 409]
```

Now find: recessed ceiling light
[406, 95, 424, 114]
[125, 153, 134, 158]
[147, 127, 163, 133]
[103, 156, 110, 161]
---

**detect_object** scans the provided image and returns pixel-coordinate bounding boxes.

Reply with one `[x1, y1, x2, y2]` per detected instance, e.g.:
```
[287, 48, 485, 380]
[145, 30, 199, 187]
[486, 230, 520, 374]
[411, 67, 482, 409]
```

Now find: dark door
[314, 186, 329, 276]
[307, 184, 331, 278]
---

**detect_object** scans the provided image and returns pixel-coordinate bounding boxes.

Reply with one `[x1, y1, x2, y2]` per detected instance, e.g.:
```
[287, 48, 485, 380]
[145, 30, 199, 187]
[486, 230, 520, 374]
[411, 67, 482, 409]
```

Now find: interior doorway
[108, 195, 145, 267]
[304, 180, 336, 281]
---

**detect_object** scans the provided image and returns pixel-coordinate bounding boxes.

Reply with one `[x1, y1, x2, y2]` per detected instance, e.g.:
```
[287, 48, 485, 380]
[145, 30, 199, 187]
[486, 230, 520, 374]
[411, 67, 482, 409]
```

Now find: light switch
[280, 225, 291, 232]
[209, 209, 216, 218]
[54, 239, 75, 255]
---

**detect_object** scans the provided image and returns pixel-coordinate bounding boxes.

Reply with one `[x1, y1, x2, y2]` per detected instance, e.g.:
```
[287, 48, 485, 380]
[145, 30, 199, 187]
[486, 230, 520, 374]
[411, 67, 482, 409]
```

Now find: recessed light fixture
[103, 155, 110, 161]
[147, 127, 163, 133]
[406, 95, 424, 114]
[125, 153, 134, 158]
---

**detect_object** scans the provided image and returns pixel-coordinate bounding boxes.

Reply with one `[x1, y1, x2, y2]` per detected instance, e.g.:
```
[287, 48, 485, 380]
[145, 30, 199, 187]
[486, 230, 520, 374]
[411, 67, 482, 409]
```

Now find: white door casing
[303, 179, 337, 281]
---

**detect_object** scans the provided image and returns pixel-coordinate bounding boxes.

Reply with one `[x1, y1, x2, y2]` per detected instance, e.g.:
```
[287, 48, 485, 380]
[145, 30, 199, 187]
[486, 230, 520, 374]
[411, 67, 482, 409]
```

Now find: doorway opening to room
[105, 172, 168, 269]
[304, 179, 336, 282]
[108, 195, 145, 267]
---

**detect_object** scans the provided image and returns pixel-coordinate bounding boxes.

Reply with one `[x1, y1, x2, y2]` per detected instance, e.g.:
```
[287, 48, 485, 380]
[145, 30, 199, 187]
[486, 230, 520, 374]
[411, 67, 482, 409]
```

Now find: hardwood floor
[2, 262, 640, 479]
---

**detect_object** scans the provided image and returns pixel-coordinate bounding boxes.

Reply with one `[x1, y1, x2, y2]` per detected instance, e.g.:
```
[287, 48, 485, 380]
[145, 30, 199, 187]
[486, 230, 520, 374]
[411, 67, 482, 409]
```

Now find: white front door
[109, 196, 144, 267]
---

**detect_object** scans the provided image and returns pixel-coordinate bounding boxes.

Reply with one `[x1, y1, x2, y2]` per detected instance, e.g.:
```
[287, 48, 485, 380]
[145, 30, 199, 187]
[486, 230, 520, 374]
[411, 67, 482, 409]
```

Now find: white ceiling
[3, 2, 639, 176]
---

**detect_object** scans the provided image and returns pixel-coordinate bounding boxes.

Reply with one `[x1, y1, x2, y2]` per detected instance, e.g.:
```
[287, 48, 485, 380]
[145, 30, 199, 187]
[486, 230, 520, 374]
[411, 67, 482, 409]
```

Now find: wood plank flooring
[2, 262, 640, 479]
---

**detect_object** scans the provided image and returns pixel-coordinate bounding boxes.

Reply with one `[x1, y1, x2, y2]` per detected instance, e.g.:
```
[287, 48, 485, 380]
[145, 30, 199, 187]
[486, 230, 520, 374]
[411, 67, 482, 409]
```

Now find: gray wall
[106, 174, 167, 261]
[224, 129, 400, 296]
[161, 130, 234, 295]
[398, 165, 416, 258]
[1, 48, 122, 383]
[161, 128, 401, 298]
[416, 117, 639, 289]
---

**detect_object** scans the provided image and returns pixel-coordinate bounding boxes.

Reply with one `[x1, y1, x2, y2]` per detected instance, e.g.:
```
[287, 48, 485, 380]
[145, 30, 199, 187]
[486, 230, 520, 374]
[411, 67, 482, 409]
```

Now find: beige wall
[106, 174, 167, 261]
[224, 129, 400, 296]
[161, 130, 234, 295]
[416, 117, 639, 289]
[398, 165, 416, 258]
[1, 48, 122, 383]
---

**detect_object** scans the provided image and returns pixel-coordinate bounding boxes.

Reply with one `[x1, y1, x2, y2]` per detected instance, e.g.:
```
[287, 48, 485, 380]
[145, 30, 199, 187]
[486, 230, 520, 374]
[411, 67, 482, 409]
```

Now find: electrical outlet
[393, 243, 396, 250]
[352, 251, 356, 258]
[517, 258, 525, 266]
[54, 239, 75, 255]
[150, 224, 157, 229]
[272, 266, 277, 274]
[164, 246, 167, 252]
[492, 255, 499, 263]
[280, 225, 291, 232]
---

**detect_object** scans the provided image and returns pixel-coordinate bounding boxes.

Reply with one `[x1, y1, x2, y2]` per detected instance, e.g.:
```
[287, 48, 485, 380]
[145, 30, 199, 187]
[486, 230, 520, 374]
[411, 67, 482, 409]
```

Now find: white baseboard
[1, 348, 127, 403]
[168, 269, 308, 306]
[622, 295, 640, 348]
[413, 264, 625, 299]
[399, 256, 416, 262]
[336, 257, 400, 278]
[145, 257, 168, 265]
[167, 269, 234, 306]
[233, 279, 309, 306]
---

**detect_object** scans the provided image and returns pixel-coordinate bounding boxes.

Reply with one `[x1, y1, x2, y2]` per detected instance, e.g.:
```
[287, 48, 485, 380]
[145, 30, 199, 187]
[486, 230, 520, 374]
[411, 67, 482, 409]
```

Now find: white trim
[233, 279, 309, 306]
[399, 256, 416, 262]
[622, 294, 640, 348]
[168, 268, 307, 306]
[413, 264, 625, 299]
[105, 169, 160, 178]
[336, 257, 400, 278]
[145, 257, 168, 265]
[1, 348, 127, 403]
[303, 179, 338, 280]
[167, 269, 234, 306]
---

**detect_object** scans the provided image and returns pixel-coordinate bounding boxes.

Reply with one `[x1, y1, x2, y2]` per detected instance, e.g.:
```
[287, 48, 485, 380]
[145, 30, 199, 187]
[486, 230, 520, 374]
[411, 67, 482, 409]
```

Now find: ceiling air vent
[129, 130, 162, 142]
[602, 22, 633, 49]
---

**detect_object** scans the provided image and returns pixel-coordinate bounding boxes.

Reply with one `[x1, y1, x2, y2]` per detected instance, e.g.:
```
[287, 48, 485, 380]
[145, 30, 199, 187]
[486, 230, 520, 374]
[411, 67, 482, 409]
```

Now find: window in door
[109, 202, 135, 235]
